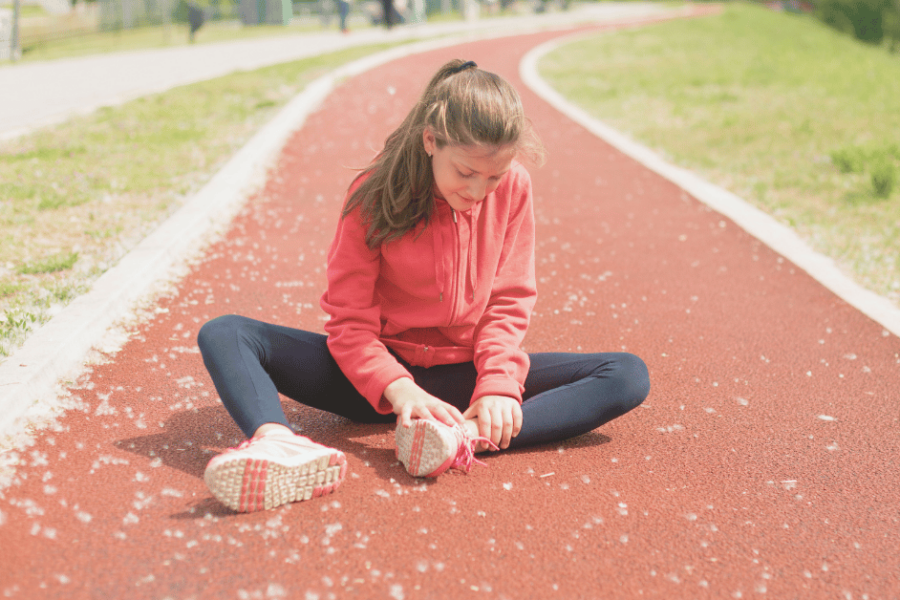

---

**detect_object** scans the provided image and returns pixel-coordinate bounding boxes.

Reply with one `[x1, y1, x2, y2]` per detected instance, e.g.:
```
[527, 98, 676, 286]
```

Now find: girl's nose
[468, 179, 487, 201]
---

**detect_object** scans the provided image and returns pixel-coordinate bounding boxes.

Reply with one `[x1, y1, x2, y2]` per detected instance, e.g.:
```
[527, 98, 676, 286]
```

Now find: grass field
[539, 2, 900, 304]
[0, 41, 401, 356]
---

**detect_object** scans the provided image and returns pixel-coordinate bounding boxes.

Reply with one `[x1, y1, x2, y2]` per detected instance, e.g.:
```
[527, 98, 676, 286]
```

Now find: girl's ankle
[462, 419, 493, 453]
[252, 423, 294, 439]
[462, 419, 479, 438]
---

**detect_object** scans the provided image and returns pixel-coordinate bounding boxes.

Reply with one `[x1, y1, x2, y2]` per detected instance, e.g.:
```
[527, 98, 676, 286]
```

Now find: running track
[2, 13, 899, 600]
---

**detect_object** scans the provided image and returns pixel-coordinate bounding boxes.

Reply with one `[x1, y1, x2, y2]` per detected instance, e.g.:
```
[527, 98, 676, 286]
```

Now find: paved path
[2, 10, 899, 600]
[0, 2, 669, 140]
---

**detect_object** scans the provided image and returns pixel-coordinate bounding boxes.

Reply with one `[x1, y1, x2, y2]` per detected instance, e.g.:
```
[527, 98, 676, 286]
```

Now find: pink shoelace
[449, 425, 499, 473]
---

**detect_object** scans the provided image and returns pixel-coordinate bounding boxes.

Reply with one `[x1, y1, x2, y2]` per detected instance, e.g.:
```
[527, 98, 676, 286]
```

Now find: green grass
[539, 1, 900, 303]
[0, 41, 403, 357]
[0, 280, 21, 299]
[17, 252, 79, 275]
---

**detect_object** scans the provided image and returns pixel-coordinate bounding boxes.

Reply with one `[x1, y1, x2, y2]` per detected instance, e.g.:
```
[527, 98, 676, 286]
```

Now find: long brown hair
[343, 59, 545, 248]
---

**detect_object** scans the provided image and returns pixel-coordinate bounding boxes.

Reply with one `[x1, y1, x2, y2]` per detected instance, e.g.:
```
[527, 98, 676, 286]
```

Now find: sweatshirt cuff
[365, 364, 414, 415]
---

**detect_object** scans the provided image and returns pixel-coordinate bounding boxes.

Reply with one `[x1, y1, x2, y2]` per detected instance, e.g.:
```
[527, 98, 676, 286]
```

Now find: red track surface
[3, 16, 899, 600]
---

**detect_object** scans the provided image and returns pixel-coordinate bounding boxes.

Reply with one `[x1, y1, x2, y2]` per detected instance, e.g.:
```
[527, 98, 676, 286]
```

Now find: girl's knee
[197, 314, 247, 352]
[614, 352, 651, 410]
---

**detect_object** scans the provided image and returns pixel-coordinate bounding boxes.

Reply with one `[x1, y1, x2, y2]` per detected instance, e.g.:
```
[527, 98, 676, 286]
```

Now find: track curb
[520, 32, 900, 339]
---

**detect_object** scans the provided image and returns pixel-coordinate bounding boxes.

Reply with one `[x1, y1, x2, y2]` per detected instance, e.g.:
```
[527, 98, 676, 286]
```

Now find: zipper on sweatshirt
[438, 209, 458, 304]
[446, 208, 464, 327]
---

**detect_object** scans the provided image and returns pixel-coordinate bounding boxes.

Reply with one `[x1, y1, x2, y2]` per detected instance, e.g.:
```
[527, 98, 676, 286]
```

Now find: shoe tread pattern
[205, 451, 346, 512]
[396, 420, 454, 477]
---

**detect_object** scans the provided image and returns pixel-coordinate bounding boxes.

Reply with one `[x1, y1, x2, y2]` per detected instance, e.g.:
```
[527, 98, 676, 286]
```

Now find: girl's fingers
[450, 405, 466, 425]
[512, 402, 523, 438]
[434, 404, 458, 426]
[401, 397, 464, 429]
[489, 405, 503, 449]
[421, 399, 462, 427]
[500, 406, 514, 449]
[477, 405, 492, 442]
[434, 405, 456, 428]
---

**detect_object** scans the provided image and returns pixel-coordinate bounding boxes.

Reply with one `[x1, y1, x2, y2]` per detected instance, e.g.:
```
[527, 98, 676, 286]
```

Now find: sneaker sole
[395, 420, 456, 478]
[204, 449, 346, 512]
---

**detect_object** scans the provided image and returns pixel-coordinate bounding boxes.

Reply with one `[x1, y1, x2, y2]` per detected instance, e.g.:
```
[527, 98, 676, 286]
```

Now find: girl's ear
[422, 129, 436, 157]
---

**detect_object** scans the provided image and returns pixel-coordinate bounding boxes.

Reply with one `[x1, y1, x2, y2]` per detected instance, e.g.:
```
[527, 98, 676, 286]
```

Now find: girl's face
[423, 130, 515, 212]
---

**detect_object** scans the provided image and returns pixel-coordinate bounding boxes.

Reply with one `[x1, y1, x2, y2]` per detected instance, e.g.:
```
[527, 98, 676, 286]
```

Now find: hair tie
[450, 60, 477, 74]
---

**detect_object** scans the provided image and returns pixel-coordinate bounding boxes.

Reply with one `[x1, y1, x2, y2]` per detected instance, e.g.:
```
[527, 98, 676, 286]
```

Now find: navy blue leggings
[197, 315, 650, 448]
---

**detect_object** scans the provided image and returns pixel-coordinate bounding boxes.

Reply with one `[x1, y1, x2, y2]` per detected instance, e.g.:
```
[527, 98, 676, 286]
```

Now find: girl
[197, 59, 650, 513]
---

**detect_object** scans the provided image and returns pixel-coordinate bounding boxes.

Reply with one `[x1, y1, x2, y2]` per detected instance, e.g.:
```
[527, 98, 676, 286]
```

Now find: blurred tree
[815, 0, 892, 44]
[885, 0, 900, 51]
[173, 0, 209, 22]
[187, 1, 204, 40]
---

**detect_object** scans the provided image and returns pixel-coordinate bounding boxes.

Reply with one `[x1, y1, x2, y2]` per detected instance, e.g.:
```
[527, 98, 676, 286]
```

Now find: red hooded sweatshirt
[320, 161, 537, 415]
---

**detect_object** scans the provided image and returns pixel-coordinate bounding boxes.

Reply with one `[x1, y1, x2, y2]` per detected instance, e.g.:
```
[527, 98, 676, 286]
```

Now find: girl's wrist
[384, 377, 415, 411]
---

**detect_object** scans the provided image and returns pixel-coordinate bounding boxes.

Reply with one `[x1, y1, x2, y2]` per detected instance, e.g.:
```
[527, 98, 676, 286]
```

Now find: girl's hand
[385, 377, 465, 429]
[463, 395, 523, 450]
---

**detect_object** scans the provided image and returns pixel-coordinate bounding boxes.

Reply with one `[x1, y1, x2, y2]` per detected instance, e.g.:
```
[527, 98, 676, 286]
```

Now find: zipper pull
[452, 209, 457, 223]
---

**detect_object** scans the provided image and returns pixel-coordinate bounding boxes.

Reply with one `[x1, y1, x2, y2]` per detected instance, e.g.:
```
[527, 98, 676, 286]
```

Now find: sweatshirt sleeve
[471, 166, 538, 404]
[320, 206, 412, 414]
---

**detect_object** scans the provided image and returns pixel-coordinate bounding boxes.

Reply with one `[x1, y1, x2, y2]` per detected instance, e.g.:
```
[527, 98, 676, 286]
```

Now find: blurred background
[0, 0, 578, 60]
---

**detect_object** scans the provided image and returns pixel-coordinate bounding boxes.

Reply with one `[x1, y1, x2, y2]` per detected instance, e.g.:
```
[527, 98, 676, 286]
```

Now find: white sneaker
[204, 430, 346, 512]
[395, 419, 496, 478]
